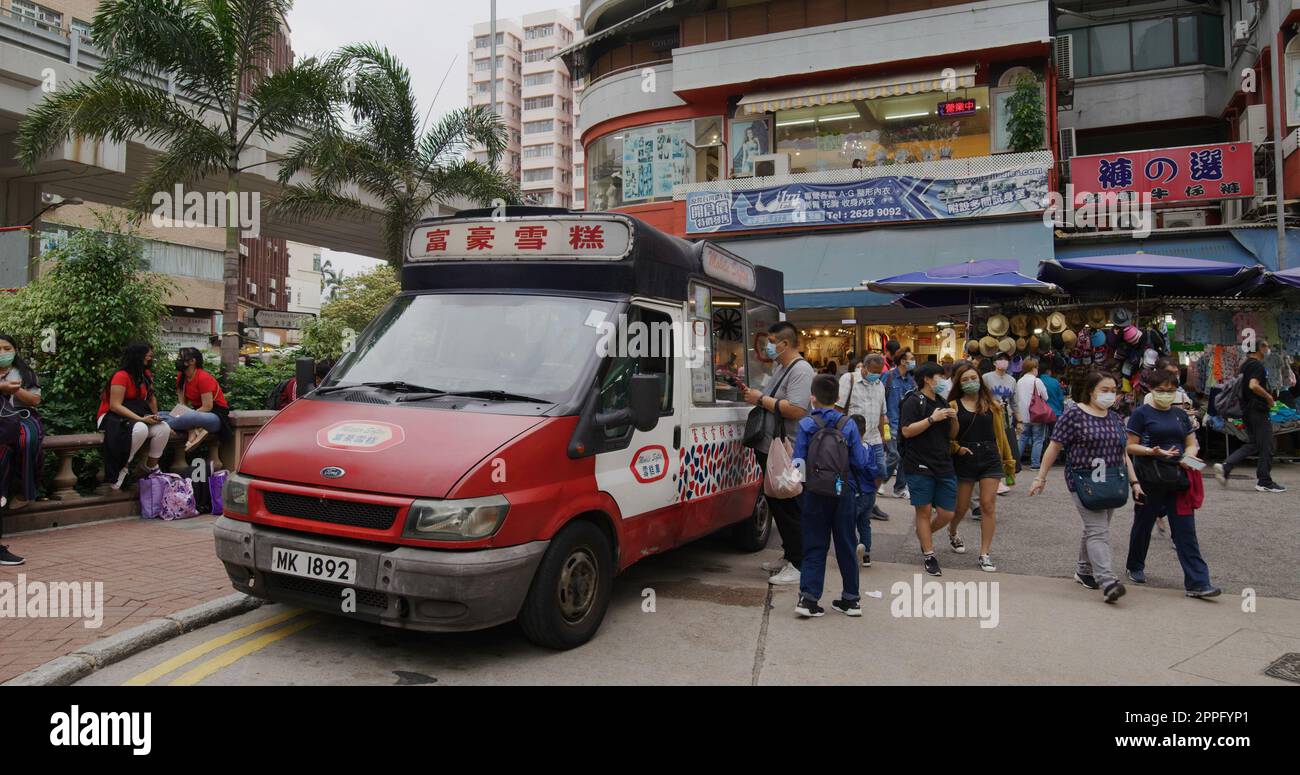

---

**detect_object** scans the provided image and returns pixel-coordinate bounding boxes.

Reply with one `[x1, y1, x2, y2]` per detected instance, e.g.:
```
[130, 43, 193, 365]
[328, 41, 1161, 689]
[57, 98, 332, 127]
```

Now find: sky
[286, 0, 571, 278]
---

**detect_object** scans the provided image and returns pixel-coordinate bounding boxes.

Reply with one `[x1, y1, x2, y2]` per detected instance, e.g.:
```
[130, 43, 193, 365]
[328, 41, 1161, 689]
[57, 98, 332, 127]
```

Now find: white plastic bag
[764, 437, 803, 499]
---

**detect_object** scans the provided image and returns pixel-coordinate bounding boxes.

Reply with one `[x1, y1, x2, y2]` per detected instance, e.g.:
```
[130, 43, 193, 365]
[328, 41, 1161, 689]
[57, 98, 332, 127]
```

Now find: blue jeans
[1018, 422, 1047, 469]
[162, 409, 222, 433]
[799, 490, 860, 603]
[884, 430, 904, 493]
[854, 489, 876, 553]
[1127, 492, 1211, 591]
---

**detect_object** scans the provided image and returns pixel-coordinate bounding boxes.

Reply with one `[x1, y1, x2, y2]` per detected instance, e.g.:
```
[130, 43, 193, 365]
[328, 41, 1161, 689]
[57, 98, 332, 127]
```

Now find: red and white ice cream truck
[214, 208, 785, 648]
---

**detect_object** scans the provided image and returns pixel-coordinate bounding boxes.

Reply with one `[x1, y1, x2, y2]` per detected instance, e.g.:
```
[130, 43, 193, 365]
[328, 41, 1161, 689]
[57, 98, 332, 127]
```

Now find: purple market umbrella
[1037, 253, 1265, 296]
[867, 259, 1058, 310]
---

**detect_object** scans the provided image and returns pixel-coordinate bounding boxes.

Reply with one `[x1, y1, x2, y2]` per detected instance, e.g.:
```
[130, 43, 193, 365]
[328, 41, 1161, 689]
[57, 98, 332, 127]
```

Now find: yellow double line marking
[124, 608, 320, 686]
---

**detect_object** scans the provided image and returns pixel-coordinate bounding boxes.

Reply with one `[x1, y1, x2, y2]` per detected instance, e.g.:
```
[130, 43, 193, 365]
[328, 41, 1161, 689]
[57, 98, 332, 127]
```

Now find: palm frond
[268, 184, 370, 225]
[417, 158, 521, 213]
[243, 58, 345, 144]
[92, 0, 233, 103]
[125, 129, 230, 213]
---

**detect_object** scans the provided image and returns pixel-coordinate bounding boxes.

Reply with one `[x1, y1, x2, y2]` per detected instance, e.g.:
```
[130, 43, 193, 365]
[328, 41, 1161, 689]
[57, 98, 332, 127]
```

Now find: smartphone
[1180, 454, 1205, 471]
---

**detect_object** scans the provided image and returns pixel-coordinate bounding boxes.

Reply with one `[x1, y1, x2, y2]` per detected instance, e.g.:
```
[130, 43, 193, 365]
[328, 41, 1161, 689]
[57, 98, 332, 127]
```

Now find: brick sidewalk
[0, 516, 231, 682]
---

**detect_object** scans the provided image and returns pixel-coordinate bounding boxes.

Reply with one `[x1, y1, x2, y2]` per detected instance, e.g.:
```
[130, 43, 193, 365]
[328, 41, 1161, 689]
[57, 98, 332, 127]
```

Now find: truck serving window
[324, 293, 617, 405]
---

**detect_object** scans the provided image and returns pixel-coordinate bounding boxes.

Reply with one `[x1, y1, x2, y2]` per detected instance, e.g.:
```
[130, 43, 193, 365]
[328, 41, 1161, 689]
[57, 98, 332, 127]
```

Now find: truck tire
[518, 521, 613, 650]
[732, 494, 772, 553]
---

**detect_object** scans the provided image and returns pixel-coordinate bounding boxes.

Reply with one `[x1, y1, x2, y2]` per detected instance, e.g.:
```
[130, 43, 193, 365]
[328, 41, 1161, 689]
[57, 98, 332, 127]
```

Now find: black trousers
[755, 450, 803, 568]
[1223, 406, 1274, 485]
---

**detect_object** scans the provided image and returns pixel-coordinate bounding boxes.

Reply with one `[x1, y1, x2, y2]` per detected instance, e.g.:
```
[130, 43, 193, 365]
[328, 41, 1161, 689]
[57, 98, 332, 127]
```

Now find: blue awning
[1039, 252, 1265, 296]
[716, 219, 1055, 311]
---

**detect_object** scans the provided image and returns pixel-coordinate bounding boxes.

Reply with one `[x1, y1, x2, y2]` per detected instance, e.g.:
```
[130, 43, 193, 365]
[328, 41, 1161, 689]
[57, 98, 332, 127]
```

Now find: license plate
[271, 547, 356, 584]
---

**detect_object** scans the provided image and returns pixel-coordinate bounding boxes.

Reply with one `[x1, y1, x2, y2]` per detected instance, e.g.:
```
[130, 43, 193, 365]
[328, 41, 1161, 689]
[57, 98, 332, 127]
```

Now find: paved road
[79, 530, 1300, 686]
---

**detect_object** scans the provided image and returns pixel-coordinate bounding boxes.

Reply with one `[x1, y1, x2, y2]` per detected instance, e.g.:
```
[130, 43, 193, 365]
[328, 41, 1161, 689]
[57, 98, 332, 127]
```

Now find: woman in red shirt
[161, 347, 229, 451]
[99, 341, 170, 489]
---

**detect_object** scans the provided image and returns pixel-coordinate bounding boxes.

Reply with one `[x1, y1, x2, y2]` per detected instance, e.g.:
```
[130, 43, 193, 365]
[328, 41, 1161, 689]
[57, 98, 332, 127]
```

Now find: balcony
[1062, 66, 1230, 132]
[578, 62, 682, 136]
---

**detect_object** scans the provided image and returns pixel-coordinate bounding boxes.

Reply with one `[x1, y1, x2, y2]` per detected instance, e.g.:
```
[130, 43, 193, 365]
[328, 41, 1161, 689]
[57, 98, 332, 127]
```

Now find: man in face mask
[837, 354, 890, 523]
[882, 348, 916, 499]
[744, 322, 815, 585]
[1216, 338, 1286, 493]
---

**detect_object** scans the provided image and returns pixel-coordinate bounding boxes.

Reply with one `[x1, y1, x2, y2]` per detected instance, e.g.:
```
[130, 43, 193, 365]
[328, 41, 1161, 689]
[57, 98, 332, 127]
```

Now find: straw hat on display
[1010, 314, 1030, 337]
[987, 314, 1010, 337]
[998, 336, 1016, 355]
[1111, 306, 1134, 327]
[1087, 307, 1108, 328]
[1046, 311, 1068, 334]
[979, 336, 999, 357]
[1061, 329, 1077, 347]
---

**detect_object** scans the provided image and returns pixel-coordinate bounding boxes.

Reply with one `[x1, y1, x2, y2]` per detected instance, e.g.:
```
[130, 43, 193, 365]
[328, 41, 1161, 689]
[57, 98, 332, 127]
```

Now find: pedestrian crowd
[742, 324, 1288, 619]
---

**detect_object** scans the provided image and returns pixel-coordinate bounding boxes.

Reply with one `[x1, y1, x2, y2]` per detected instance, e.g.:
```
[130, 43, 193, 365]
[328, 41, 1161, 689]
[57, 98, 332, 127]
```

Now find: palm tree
[16, 0, 341, 370]
[271, 43, 520, 271]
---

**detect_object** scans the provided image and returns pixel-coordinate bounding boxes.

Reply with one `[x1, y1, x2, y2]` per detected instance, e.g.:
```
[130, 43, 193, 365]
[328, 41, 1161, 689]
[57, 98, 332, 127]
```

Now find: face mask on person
[865, 371, 881, 384]
[934, 378, 951, 396]
[1150, 391, 1177, 410]
[764, 341, 778, 359]
[961, 378, 981, 395]
[995, 359, 1009, 371]
[1094, 390, 1118, 409]
[0, 352, 14, 368]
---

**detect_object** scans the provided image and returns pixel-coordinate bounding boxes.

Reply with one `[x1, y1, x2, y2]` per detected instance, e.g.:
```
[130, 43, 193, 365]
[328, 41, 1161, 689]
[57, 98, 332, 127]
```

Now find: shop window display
[772, 90, 992, 173]
[586, 117, 723, 210]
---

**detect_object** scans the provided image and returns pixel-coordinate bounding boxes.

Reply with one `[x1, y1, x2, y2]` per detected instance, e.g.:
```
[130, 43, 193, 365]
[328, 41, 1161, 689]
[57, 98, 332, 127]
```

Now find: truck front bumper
[213, 516, 549, 633]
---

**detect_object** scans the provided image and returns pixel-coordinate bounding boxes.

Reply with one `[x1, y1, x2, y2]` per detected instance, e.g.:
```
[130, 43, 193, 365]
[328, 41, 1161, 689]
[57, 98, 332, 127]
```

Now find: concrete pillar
[1, 180, 43, 284]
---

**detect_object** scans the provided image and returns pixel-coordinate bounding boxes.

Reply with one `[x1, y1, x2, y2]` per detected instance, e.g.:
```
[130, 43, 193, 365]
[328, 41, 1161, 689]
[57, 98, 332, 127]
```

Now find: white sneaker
[894, 486, 910, 500]
[997, 481, 1011, 495]
[1212, 463, 1229, 488]
[768, 562, 801, 586]
[760, 558, 786, 572]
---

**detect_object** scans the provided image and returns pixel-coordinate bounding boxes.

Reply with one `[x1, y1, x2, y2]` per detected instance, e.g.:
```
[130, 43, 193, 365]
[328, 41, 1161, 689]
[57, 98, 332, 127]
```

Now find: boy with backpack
[791, 373, 882, 618]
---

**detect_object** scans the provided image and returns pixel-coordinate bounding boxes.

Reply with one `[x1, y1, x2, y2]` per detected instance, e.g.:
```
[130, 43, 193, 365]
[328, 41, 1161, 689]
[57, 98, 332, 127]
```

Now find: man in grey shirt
[744, 321, 813, 586]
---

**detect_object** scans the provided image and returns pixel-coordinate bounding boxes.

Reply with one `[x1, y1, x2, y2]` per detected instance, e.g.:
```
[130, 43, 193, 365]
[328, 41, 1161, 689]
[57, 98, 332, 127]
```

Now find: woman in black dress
[947, 362, 1015, 572]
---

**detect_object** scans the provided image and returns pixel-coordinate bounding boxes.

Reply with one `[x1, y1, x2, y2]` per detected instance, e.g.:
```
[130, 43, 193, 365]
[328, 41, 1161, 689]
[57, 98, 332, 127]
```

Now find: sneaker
[861, 552, 872, 568]
[971, 504, 982, 520]
[1256, 481, 1288, 493]
[795, 597, 825, 617]
[768, 563, 801, 586]
[0, 545, 25, 566]
[760, 558, 786, 572]
[894, 486, 910, 500]
[831, 598, 862, 617]
[110, 468, 128, 490]
[1212, 463, 1229, 488]
[1074, 572, 1099, 590]
[870, 504, 890, 521]
[948, 532, 966, 554]
[1155, 517, 1167, 536]
[923, 553, 942, 577]
[1102, 581, 1126, 603]
[1186, 585, 1222, 599]
[1126, 569, 1146, 584]
[978, 554, 997, 572]
[997, 481, 1011, 495]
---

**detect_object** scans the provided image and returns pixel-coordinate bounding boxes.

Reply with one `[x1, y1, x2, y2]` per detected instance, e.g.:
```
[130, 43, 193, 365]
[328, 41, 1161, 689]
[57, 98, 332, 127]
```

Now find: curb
[3, 593, 265, 687]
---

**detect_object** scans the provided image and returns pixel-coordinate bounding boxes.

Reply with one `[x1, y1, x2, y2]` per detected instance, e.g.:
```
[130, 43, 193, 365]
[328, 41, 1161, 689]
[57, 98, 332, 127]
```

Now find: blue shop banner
[685, 165, 1050, 234]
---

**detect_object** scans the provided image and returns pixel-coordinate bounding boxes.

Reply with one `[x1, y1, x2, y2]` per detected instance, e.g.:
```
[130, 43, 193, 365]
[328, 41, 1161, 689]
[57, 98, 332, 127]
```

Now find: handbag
[743, 358, 804, 449]
[1068, 465, 1130, 510]
[1134, 455, 1190, 493]
[1029, 381, 1057, 424]
[763, 430, 803, 499]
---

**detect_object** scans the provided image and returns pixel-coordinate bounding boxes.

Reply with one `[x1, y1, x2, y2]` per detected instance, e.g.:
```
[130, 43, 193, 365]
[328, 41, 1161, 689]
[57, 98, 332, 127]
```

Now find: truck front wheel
[518, 521, 613, 650]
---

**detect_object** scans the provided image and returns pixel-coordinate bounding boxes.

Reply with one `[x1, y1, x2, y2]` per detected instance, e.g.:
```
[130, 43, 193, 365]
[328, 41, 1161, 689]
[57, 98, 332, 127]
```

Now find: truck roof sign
[408, 216, 633, 262]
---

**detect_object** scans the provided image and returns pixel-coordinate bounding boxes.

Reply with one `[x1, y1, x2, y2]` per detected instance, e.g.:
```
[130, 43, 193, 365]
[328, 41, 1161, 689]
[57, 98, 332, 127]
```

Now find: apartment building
[4, 0, 323, 352]
[468, 7, 584, 208]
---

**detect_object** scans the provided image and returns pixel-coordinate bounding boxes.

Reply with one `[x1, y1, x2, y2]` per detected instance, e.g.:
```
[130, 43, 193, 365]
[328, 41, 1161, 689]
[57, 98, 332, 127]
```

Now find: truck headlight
[404, 495, 508, 540]
[223, 473, 252, 515]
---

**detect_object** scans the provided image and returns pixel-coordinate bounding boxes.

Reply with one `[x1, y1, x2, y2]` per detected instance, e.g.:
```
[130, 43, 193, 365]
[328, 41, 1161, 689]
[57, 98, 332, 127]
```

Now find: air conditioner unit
[1058, 127, 1077, 160]
[1239, 104, 1267, 146]
[1161, 209, 1208, 229]
[1234, 20, 1250, 43]
[752, 153, 790, 178]
[1053, 35, 1074, 80]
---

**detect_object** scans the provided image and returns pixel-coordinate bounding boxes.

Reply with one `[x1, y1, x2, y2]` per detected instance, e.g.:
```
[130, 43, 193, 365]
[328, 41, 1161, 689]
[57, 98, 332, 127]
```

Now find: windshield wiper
[403, 389, 552, 404]
[315, 381, 446, 396]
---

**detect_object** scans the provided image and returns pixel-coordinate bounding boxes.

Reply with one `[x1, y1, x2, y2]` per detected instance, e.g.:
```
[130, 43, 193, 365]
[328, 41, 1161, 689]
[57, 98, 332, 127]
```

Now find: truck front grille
[264, 572, 390, 611]
[262, 491, 399, 530]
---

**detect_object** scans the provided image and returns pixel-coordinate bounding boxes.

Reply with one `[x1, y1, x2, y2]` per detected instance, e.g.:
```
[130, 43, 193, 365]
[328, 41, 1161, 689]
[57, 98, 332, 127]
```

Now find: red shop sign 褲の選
[1069, 142, 1255, 204]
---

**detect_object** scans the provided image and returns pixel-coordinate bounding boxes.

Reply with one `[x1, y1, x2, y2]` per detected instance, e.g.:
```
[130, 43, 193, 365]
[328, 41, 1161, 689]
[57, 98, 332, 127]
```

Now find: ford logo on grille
[320, 466, 346, 479]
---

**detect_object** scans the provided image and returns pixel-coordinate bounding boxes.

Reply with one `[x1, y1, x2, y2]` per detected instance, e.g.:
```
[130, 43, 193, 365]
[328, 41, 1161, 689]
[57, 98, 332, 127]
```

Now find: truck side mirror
[296, 357, 316, 397]
[627, 373, 663, 432]
[595, 373, 663, 433]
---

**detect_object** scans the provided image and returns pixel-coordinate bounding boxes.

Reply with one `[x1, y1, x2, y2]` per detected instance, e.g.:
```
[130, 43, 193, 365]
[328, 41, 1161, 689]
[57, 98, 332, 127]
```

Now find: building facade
[7, 0, 321, 354]
[469, 7, 585, 208]
[567, 0, 1297, 367]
